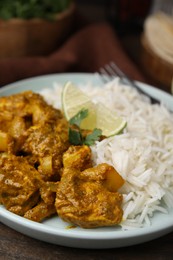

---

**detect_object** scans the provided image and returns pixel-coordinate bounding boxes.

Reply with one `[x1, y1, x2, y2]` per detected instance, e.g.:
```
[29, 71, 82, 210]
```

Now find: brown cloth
[0, 22, 146, 86]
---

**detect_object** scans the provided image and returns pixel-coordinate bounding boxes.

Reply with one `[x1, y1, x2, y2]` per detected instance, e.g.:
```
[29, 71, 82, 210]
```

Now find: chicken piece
[22, 122, 69, 181]
[0, 154, 41, 216]
[24, 200, 56, 222]
[0, 91, 70, 180]
[0, 91, 34, 135]
[55, 146, 124, 228]
[0, 92, 27, 133]
[0, 91, 69, 155]
[0, 91, 63, 128]
[63, 145, 93, 170]
[56, 164, 123, 228]
[24, 181, 59, 222]
[0, 153, 59, 220]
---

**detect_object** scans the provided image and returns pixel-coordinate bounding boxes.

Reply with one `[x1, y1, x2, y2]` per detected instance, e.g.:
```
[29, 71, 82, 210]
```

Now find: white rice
[40, 78, 173, 230]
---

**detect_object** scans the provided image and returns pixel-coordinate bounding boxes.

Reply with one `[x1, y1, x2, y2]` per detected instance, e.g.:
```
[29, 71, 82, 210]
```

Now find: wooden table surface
[0, 222, 173, 260]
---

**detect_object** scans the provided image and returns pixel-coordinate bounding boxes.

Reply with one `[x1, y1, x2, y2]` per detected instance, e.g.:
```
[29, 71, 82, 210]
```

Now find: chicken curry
[0, 91, 124, 228]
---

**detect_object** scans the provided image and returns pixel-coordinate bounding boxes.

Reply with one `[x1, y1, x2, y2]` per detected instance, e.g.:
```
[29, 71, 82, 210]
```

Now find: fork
[99, 61, 160, 105]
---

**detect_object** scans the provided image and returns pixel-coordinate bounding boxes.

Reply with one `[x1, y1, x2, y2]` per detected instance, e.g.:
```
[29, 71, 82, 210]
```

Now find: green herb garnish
[68, 127, 83, 146]
[68, 109, 102, 146]
[84, 128, 102, 146]
[0, 0, 72, 20]
[69, 108, 88, 127]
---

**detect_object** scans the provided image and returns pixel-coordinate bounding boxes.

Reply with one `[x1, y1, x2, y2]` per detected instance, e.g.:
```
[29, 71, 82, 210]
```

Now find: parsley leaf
[68, 127, 83, 145]
[69, 108, 88, 127]
[84, 128, 102, 146]
[68, 109, 102, 146]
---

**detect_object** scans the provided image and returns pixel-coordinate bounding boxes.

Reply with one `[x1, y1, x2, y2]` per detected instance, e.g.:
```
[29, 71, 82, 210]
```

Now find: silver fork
[99, 61, 160, 105]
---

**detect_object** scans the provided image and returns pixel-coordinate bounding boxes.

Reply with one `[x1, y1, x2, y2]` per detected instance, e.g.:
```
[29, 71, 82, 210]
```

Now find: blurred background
[76, 0, 173, 92]
[0, 0, 172, 93]
[76, 0, 151, 65]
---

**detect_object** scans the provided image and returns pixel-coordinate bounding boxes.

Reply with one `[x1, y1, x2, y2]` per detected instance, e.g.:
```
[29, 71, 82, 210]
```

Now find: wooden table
[0, 222, 173, 260]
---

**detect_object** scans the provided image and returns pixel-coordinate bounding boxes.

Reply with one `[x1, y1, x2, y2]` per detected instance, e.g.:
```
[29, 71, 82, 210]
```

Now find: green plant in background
[0, 0, 72, 20]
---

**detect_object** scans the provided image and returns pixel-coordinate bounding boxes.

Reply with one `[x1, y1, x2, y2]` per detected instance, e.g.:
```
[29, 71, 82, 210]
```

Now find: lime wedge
[62, 81, 127, 136]
[96, 102, 127, 136]
[62, 81, 96, 130]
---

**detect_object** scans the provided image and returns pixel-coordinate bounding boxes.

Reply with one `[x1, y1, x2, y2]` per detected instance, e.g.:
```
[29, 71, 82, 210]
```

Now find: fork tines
[99, 62, 160, 105]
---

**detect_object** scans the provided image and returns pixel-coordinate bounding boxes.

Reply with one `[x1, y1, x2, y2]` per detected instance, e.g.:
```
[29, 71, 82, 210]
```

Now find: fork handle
[121, 76, 160, 105]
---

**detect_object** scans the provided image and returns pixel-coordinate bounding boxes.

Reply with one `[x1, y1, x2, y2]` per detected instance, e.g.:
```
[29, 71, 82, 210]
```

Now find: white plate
[0, 73, 173, 249]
